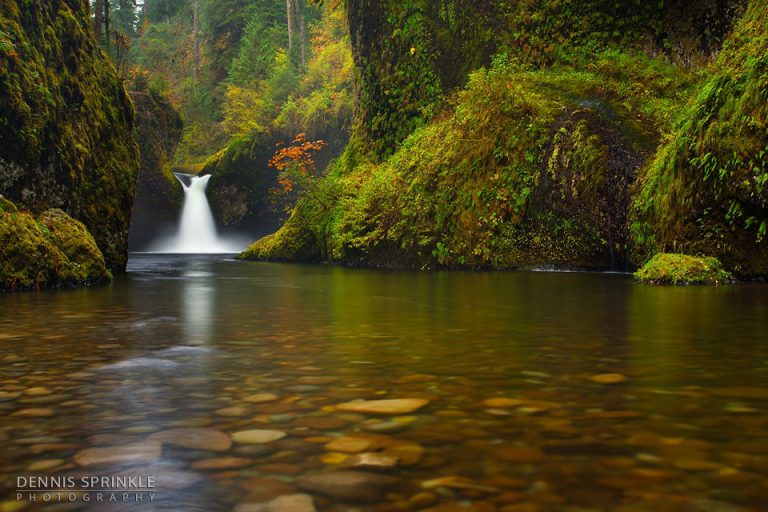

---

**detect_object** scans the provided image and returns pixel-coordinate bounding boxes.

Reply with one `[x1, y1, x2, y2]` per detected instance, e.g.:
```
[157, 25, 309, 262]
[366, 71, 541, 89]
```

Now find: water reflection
[180, 259, 215, 345]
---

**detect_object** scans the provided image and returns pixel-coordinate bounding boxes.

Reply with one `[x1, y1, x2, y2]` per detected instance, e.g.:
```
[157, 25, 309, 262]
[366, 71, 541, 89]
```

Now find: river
[1, 254, 767, 511]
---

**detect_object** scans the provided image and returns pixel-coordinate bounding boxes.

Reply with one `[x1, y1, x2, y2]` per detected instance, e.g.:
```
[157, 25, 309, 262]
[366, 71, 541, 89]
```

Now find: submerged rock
[336, 398, 430, 415]
[73, 442, 162, 467]
[590, 374, 629, 385]
[343, 453, 400, 471]
[232, 430, 287, 445]
[191, 457, 252, 470]
[296, 471, 398, 503]
[324, 437, 377, 454]
[421, 476, 501, 494]
[235, 494, 316, 512]
[149, 428, 232, 452]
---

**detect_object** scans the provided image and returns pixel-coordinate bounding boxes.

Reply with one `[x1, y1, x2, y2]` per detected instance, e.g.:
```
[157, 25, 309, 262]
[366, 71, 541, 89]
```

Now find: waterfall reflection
[181, 258, 215, 344]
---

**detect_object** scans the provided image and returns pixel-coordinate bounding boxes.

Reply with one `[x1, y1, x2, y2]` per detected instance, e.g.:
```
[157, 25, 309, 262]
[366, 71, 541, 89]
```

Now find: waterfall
[149, 173, 247, 254]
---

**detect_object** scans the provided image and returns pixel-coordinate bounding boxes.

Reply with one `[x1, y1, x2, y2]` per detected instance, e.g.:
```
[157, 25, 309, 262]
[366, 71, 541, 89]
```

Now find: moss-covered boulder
[128, 83, 184, 250]
[634, 253, 734, 285]
[0, 197, 111, 291]
[238, 207, 319, 262]
[0, 0, 139, 271]
[631, 0, 768, 279]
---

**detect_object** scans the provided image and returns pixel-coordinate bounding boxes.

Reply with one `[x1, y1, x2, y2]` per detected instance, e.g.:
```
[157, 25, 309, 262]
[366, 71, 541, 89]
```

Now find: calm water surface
[1, 254, 767, 511]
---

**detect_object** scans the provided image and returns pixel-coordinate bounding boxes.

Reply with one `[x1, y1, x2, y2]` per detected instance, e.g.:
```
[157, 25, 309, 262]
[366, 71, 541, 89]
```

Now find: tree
[193, 0, 200, 81]
[285, 0, 307, 70]
[94, 0, 104, 38]
[104, 0, 110, 48]
[286, 0, 294, 52]
[294, 0, 306, 69]
[269, 133, 327, 202]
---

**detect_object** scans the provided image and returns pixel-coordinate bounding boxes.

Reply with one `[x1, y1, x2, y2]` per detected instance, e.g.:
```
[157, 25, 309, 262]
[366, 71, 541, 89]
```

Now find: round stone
[232, 430, 287, 445]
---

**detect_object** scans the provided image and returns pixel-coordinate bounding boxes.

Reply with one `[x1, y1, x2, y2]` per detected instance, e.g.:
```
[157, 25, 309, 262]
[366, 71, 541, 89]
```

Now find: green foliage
[228, 1, 289, 86]
[634, 253, 733, 285]
[0, 199, 111, 291]
[206, 3, 353, 230]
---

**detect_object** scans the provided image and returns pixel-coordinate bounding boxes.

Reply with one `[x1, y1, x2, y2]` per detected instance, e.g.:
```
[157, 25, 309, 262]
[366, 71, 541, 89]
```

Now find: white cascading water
[151, 173, 246, 253]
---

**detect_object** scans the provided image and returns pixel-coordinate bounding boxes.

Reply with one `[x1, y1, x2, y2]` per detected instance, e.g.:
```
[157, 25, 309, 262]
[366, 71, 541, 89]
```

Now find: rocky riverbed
[0, 255, 766, 511]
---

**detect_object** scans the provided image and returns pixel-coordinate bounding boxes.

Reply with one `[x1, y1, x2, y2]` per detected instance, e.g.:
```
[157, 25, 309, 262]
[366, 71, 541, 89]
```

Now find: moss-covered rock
[631, 0, 768, 279]
[0, 0, 139, 270]
[634, 253, 734, 285]
[128, 83, 184, 250]
[0, 197, 111, 291]
[237, 206, 319, 262]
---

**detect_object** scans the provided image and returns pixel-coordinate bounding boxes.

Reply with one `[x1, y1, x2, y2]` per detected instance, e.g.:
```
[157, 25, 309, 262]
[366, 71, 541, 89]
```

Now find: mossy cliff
[345, 0, 742, 161]
[241, 52, 690, 269]
[0, 196, 111, 291]
[128, 81, 184, 250]
[0, 0, 139, 271]
[631, 0, 768, 278]
[244, 0, 763, 272]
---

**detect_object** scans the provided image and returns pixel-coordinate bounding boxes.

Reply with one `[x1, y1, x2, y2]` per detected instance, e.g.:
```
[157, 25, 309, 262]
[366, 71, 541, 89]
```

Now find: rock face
[1, 198, 111, 291]
[128, 83, 183, 251]
[0, 0, 139, 271]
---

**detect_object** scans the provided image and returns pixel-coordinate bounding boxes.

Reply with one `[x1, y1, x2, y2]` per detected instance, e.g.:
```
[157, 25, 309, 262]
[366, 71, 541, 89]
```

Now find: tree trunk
[166, 0, 171, 23]
[94, 0, 104, 40]
[294, 0, 306, 70]
[286, 0, 294, 51]
[193, 0, 200, 81]
[103, 0, 110, 48]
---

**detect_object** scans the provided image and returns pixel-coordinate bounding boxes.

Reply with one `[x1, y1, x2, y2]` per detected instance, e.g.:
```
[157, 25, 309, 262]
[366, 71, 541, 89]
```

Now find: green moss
[238, 206, 319, 262]
[634, 253, 734, 285]
[0, 0, 139, 271]
[0, 199, 111, 291]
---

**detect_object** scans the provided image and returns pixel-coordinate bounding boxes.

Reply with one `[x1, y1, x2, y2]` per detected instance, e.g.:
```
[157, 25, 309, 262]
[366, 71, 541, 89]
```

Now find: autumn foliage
[269, 133, 327, 192]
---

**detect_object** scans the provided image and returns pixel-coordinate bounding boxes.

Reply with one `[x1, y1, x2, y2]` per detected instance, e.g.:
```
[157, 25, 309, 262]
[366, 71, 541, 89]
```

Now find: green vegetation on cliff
[242, 0, 768, 281]
[0, 197, 111, 291]
[632, 0, 768, 278]
[0, 0, 139, 271]
[241, 49, 694, 269]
